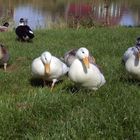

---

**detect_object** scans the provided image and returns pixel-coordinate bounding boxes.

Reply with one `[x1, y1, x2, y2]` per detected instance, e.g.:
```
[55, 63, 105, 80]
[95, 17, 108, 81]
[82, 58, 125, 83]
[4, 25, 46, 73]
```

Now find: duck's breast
[125, 55, 140, 76]
[47, 57, 65, 79]
[31, 57, 45, 77]
[82, 64, 105, 88]
[69, 59, 105, 87]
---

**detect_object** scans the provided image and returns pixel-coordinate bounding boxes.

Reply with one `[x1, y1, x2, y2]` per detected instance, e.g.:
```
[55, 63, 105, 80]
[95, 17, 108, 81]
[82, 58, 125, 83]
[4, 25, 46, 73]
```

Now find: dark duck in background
[15, 18, 34, 42]
[0, 44, 10, 71]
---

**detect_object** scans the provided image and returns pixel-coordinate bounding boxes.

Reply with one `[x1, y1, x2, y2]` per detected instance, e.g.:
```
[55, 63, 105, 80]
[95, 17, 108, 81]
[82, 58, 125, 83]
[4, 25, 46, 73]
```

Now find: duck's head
[76, 47, 90, 68]
[41, 51, 52, 74]
[19, 18, 25, 26]
[3, 22, 9, 27]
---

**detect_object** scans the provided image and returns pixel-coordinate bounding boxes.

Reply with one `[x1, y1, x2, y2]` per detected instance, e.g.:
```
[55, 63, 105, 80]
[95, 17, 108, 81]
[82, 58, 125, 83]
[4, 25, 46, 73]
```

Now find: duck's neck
[19, 23, 24, 26]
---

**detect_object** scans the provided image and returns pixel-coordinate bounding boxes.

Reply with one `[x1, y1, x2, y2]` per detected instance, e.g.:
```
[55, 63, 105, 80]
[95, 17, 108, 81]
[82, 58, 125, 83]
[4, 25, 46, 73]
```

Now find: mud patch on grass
[6, 56, 30, 72]
[6, 64, 19, 72]
[16, 102, 32, 110]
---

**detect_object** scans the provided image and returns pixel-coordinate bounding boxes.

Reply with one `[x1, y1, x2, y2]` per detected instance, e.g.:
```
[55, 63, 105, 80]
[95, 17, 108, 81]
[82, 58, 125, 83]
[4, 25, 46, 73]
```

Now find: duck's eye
[82, 51, 84, 54]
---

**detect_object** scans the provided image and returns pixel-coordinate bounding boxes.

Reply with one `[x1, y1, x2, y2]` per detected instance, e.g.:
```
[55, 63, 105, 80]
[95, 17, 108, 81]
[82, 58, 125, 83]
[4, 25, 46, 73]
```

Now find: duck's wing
[25, 25, 34, 39]
[51, 56, 69, 76]
[15, 26, 27, 38]
[93, 63, 104, 74]
[122, 46, 136, 63]
[88, 52, 96, 64]
[62, 62, 69, 74]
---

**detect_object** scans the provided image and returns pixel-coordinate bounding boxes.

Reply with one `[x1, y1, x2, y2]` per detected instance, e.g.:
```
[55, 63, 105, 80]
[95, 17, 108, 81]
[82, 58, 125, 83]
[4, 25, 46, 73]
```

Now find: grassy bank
[0, 27, 140, 139]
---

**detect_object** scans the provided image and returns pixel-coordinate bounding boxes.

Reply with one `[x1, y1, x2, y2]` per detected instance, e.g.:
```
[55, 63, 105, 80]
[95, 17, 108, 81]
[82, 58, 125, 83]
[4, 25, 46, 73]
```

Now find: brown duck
[0, 22, 9, 32]
[0, 44, 10, 71]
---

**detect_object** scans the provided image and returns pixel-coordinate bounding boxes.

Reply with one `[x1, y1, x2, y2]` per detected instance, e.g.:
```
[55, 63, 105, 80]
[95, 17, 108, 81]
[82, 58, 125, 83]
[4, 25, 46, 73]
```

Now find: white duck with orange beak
[31, 51, 69, 91]
[68, 47, 106, 90]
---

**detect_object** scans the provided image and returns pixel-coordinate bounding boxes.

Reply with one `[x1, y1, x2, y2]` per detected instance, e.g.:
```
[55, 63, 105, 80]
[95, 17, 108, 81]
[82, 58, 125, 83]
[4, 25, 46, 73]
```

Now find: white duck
[123, 37, 140, 80]
[68, 47, 106, 90]
[63, 48, 96, 67]
[31, 51, 69, 91]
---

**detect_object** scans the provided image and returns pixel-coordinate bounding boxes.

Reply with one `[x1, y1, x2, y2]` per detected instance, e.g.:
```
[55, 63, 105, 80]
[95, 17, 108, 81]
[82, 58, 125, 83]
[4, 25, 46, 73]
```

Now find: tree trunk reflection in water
[0, 0, 140, 28]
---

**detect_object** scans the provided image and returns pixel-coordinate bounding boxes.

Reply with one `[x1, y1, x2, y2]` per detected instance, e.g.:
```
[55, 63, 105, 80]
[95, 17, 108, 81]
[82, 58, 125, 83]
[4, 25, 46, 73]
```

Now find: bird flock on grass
[1, 18, 140, 92]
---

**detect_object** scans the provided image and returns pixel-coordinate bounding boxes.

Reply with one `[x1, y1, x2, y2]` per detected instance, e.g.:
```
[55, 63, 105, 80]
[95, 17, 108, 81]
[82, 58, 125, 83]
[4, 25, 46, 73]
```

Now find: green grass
[0, 27, 140, 139]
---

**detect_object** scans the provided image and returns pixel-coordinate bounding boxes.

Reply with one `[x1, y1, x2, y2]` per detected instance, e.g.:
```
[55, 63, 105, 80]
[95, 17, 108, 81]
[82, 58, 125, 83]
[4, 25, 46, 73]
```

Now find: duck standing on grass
[68, 47, 106, 90]
[0, 22, 9, 32]
[123, 37, 140, 80]
[31, 51, 69, 91]
[0, 44, 10, 71]
[15, 18, 34, 42]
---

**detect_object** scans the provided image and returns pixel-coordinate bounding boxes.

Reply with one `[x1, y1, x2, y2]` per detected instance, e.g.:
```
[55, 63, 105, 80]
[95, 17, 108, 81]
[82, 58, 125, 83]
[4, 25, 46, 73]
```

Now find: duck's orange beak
[45, 63, 50, 74]
[83, 57, 90, 68]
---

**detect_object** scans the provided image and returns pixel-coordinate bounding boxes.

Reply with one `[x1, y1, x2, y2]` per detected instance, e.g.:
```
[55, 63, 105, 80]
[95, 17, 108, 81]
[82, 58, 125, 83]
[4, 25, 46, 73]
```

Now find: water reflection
[0, 0, 140, 29]
[66, 2, 124, 27]
[14, 6, 46, 29]
[120, 10, 135, 26]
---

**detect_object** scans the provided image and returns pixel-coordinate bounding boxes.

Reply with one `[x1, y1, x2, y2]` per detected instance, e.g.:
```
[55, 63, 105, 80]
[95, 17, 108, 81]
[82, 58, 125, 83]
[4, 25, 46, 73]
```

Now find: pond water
[0, 0, 140, 29]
